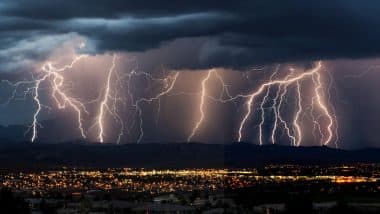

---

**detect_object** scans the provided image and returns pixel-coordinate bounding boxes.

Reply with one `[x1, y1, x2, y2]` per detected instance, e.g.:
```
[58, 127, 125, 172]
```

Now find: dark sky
[1, 1, 380, 148]
[2, 0, 380, 70]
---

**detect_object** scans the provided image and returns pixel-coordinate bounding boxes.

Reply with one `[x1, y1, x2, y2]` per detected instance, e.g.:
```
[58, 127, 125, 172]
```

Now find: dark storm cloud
[2, 0, 380, 70]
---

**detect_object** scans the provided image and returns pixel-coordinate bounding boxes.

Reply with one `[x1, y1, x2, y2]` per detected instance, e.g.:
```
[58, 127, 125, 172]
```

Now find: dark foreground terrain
[0, 142, 379, 169]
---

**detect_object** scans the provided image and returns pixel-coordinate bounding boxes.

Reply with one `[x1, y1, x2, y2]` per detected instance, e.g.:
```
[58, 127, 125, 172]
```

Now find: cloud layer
[1, 0, 380, 71]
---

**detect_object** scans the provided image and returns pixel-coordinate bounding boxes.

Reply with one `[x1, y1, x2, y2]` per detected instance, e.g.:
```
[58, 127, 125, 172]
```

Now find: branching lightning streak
[187, 69, 238, 142]
[270, 84, 281, 144]
[184, 64, 335, 147]
[312, 69, 334, 146]
[187, 70, 214, 142]
[97, 55, 118, 143]
[132, 72, 179, 143]
[293, 81, 302, 146]
[1, 51, 338, 147]
[258, 69, 279, 145]
[326, 69, 339, 148]
[30, 75, 49, 142]
[237, 62, 324, 143]
[277, 81, 296, 146]
[31, 55, 88, 142]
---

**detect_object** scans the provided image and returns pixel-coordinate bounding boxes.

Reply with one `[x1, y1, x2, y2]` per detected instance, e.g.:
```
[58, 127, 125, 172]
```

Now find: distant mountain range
[0, 142, 379, 169]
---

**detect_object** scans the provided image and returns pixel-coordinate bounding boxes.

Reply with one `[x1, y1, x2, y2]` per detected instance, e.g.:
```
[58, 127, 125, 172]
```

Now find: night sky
[1, 1, 380, 149]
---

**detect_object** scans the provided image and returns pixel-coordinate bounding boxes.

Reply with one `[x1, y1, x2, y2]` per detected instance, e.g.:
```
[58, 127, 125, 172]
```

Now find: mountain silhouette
[0, 142, 378, 169]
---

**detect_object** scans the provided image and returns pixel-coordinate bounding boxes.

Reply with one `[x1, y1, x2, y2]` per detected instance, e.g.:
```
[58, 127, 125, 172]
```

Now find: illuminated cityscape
[0, 164, 378, 213]
[2, 165, 380, 194]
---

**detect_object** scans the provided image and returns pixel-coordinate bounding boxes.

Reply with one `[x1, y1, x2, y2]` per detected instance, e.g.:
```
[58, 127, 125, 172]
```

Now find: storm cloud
[1, 0, 380, 70]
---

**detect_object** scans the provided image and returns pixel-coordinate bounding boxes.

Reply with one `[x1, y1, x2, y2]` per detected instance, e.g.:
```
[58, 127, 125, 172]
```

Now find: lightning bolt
[29, 55, 88, 142]
[237, 61, 334, 146]
[187, 69, 237, 142]
[258, 68, 279, 145]
[1, 76, 49, 142]
[30, 75, 49, 142]
[97, 55, 118, 143]
[326, 68, 339, 147]
[312, 69, 335, 146]
[1, 49, 338, 147]
[269, 84, 281, 144]
[277, 80, 296, 146]
[185, 64, 335, 147]
[187, 70, 214, 142]
[266, 70, 298, 146]
[293, 81, 302, 146]
[132, 71, 179, 143]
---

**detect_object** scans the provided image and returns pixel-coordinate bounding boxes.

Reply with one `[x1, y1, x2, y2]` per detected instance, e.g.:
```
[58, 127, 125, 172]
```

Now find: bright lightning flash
[235, 61, 337, 147]
[31, 55, 88, 142]
[186, 62, 338, 147]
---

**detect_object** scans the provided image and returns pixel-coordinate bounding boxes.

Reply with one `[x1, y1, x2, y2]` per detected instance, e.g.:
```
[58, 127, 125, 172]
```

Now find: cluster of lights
[1, 167, 378, 193]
